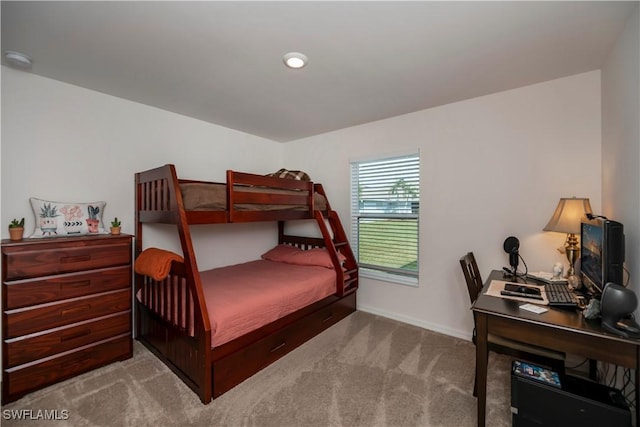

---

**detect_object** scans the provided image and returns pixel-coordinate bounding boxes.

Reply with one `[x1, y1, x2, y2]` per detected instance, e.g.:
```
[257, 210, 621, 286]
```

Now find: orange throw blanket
[135, 248, 184, 281]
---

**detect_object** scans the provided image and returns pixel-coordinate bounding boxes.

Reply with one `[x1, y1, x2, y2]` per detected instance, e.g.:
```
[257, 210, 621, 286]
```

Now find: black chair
[460, 252, 565, 396]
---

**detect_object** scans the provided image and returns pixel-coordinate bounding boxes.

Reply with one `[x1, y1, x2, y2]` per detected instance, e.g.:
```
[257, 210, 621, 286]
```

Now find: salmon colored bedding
[199, 260, 337, 347]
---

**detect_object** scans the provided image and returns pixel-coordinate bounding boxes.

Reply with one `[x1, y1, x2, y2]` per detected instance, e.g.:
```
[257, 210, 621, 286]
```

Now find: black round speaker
[601, 282, 640, 337]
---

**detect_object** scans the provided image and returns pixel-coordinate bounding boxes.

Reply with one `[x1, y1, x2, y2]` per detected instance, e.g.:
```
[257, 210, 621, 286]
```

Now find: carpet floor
[1, 311, 511, 426]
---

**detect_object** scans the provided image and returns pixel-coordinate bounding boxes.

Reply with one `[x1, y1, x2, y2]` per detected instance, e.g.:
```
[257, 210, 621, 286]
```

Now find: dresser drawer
[5, 289, 131, 339]
[4, 334, 131, 400]
[5, 266, 131, 309]
[4, 240, 131, 280]
[5, 312, 131, 367]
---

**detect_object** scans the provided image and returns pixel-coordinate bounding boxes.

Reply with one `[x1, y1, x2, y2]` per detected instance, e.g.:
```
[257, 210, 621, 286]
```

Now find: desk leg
[635, 355, 639, 427]
[475, 313, 488, 427]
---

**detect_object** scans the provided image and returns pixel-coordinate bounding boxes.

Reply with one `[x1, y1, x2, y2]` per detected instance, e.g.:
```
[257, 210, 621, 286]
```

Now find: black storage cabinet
[511, 361, 631, 427]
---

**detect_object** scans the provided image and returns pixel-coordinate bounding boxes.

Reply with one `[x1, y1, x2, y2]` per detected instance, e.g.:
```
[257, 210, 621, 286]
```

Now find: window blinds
[351, 154, 419, 277]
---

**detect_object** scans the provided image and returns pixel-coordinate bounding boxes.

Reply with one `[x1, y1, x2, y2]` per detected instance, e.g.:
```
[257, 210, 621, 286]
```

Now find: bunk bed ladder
[313, 184, 359, 297]
[326, 210, 359, 295]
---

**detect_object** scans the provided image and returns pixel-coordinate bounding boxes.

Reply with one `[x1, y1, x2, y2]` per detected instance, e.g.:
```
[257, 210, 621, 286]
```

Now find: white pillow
[29, 198, 108, 238]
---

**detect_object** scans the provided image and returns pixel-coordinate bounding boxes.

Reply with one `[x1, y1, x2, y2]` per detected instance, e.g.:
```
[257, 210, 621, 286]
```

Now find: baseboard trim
[357, 303, 473, 342]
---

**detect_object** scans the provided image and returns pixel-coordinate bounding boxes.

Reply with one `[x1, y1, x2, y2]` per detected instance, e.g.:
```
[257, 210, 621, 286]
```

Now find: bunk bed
[134, 164, 358, 403]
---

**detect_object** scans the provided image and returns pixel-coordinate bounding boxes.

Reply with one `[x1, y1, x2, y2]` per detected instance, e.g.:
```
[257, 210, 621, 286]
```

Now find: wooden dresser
[1, 234, 133, 403]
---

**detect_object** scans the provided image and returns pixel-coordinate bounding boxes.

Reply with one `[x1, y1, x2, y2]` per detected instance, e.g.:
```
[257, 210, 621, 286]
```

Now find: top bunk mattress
[200, 259, 337, 347]
[180, 182, 327, 211]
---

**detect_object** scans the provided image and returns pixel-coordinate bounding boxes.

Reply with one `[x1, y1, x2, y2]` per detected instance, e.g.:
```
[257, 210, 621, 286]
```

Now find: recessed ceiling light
[4, 51, 32, 69]
[283, 52, 308, 69]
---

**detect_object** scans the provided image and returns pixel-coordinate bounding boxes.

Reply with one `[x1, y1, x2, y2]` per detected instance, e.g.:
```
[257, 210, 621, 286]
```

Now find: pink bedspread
[199, 260, 337, 347]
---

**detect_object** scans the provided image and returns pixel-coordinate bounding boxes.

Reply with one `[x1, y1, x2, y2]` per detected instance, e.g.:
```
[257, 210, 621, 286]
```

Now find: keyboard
[545, 283, 579, 308]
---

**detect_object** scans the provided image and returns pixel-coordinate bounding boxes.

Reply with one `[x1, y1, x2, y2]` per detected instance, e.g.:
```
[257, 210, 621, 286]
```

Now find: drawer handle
[323, 313, 334, 323]
[270, 342, 286, 353]
[60, 329, 91, 342]
[61, 304, 91, 316]
[62, 280, 91, 289]
[60, 255, 91, 263]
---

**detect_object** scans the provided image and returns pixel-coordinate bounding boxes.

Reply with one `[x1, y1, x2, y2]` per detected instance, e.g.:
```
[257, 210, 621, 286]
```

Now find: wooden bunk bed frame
[134, 164, 358, 403]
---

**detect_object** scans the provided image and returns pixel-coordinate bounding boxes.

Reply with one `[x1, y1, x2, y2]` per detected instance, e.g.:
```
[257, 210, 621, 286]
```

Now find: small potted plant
[86, 205, 100, 233]
[8, 218, 25, 241]
[110, 217, 122, 235]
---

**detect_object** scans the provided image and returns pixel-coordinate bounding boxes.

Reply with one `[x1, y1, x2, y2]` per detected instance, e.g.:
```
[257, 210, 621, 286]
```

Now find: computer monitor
[580, 217, 625, 296]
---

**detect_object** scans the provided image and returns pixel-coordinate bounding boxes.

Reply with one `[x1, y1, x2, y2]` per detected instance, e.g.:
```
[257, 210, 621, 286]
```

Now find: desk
[472, 270, 640, 427]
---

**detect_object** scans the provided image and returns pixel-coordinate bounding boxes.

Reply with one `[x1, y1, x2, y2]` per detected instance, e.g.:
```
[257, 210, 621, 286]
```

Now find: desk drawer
[4, 241, 131, 280]
[5, 289, 131, 339]
[5, 312, 131, 367]
[4, 334, 131, 400]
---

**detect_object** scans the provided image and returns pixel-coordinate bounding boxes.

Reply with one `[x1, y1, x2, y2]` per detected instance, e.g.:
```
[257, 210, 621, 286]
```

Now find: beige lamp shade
[543, 198, 592, 234]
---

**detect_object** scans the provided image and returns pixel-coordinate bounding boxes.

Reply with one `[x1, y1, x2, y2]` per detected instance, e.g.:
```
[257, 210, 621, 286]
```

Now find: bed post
[135, 164, 213, 403]
[134, 173, 142, 339]
[167, 165, 213, 403]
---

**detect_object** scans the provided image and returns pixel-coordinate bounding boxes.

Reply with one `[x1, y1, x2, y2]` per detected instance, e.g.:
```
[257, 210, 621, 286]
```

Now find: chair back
[460, 252, 484, 304]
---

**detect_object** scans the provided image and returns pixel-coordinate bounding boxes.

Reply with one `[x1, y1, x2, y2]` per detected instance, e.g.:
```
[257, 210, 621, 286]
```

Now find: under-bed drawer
[4, 240, 131, 280]
[5, 265, 131, 309]
[5, 312, 131, 367]
[5, 289, 131, 339]
[213, 294, 356, 397]
[305, 295, 356, 329]
[4, 334, 131, 399]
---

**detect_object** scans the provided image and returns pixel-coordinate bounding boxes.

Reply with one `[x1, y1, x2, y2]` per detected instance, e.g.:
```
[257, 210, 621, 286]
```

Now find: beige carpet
[1, 311, 511, 426]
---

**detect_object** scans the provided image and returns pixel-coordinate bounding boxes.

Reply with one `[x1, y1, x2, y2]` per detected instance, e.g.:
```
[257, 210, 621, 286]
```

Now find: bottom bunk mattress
[200, 259, 337, 347]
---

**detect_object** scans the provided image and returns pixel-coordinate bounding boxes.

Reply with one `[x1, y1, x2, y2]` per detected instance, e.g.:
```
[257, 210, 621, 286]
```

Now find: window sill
[360, 268, 418, 287]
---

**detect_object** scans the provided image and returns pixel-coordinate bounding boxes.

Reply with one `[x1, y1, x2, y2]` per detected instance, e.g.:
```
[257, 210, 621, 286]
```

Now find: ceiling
[2, 1, 637, 142]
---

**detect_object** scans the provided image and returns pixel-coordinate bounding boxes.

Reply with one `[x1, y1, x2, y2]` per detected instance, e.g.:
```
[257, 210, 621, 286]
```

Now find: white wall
[283, 72, 602, 339]
[1, 68, 285, 268]
[602, 5, 640, 310]
[0, 64, 610, 342]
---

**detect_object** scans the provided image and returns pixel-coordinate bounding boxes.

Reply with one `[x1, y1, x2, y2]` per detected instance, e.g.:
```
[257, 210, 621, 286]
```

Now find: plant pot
[86, 219, 100, 233]
[110, 226, 121, 235]
[9, 227, 24, 241]
[39, 217, 57, 236]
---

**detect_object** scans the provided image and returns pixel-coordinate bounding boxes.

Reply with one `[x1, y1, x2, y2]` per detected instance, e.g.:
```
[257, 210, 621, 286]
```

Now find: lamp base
[565, 233, 579, 278]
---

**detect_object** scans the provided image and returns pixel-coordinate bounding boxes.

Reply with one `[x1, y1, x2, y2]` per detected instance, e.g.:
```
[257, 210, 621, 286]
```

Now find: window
[350, 153, 419, 282]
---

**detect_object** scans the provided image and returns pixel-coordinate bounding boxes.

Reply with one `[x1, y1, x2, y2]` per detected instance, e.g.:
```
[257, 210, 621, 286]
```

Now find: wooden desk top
[473, 270, 640, 348]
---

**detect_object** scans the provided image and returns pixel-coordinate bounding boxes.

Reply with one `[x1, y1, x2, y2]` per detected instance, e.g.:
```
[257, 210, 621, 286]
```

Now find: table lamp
[543, 197, 592, 279]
